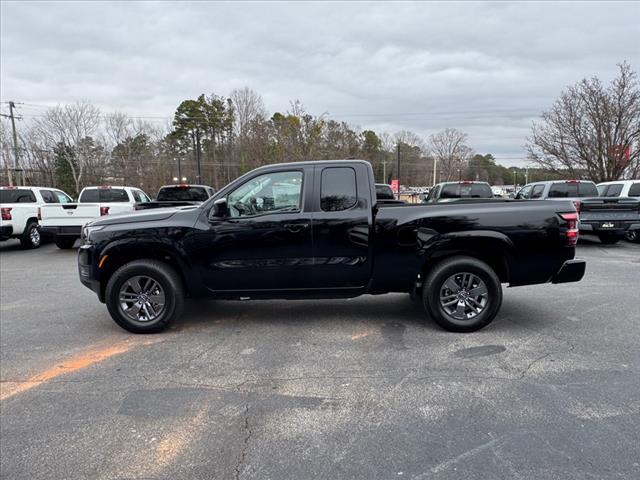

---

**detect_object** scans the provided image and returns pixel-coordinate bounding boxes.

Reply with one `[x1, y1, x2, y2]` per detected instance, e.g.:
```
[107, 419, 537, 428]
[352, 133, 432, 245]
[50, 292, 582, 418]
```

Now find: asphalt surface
[1, 236, 639, 479]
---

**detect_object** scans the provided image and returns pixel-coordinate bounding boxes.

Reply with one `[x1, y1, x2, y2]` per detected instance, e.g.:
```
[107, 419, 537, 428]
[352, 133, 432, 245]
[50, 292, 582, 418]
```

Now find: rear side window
[40, 190, 57, 203]
[79, 188, 129, 202]
[549, 182, 598, 198]
[321, 167, 357, 211]
[53, 191, 72, 203]
[628, 183, 640, 196]
[157, 186, 209, 202]
[0, 189, 36, 203]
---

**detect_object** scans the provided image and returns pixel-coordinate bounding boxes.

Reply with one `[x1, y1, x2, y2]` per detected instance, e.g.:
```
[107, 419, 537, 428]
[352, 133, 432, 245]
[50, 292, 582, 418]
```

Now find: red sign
[390, 180, 399, 193]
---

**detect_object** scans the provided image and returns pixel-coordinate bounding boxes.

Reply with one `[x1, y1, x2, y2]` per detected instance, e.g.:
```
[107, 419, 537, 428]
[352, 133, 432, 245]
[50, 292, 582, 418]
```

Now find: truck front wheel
[422, 256, 502, 333]
[55, 237, 76, 249]
[105, 260, 184, 333]
[597, 232, 621, 244]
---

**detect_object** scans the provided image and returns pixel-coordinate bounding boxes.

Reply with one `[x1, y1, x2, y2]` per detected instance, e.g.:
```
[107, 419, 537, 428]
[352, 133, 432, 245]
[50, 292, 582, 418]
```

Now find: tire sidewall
[423, 257, 502, 332]
[105, 262, 181, 333]
[22, 222, 41, 249]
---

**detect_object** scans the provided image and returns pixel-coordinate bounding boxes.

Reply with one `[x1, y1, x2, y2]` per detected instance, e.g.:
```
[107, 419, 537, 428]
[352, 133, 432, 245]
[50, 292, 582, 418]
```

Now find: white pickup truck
[40, 185, 151, 249]
[1, 186, 73, 249]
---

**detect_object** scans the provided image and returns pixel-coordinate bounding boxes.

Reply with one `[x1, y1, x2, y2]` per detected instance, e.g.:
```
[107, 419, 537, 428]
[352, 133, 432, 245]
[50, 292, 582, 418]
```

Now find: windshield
[549, 182, 598, 198]
[156, 186, 209, 202]
[79, 188, 129, 202]
[440, 183, 493, 199]
[375, 184, 395, 200]
[0, 189, 37, 203]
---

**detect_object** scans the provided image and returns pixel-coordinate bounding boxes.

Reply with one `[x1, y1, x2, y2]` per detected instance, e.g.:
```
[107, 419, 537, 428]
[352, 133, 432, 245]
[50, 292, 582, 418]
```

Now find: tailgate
[579, 197, 640, 221]
[40, 204, 101, 227]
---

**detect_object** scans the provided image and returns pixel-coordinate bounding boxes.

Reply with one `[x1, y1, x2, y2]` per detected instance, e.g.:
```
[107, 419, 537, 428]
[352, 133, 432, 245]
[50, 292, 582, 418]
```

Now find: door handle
[284, 223, 309, 233]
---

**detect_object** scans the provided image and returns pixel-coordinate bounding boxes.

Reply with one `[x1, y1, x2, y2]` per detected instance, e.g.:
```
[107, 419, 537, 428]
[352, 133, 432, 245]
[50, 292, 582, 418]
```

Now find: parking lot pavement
[1, 238, 639, 479]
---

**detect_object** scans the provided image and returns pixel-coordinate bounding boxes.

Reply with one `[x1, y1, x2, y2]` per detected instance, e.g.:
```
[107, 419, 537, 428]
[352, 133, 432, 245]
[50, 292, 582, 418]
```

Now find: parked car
[375, 183, 405, 205]
[135, 184, 215, 210]
[597, 180, 640, 242]
[40, 186, 151, 249]
[424, 181, 494, 202]
[516, 180, 640, 244]
[0, 186, 73, 249]
[78, 160, 585, 334]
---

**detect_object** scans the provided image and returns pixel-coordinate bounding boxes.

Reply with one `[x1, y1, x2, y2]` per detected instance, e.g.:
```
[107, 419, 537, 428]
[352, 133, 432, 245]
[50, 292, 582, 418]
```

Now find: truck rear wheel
[105, 259, 184, 333]
[597, 232, 621, 244]
[55, 237, 77, 249]
[422, 256, 502, 332]
[20, 221, 41, 249]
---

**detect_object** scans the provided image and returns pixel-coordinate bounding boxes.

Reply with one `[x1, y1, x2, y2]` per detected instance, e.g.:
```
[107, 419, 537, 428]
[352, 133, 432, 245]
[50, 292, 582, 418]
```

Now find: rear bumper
[40, 225, 82, 238]
[0, 225, 13, 239]
[552, 259, 586, 284]
[579, 220, 640, 233]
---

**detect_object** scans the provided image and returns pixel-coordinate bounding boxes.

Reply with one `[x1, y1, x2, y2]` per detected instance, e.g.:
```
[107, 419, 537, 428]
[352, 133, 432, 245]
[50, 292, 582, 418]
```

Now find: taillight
[100, 206, 110, 216]
[559, 212, 579, 246]
[572, 200, 581, 213]
[37, 207, 42, 221]
[1, 207, 11, 221]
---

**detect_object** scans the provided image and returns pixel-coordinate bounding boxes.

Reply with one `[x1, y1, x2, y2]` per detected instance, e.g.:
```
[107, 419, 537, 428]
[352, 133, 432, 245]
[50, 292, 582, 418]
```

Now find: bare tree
[31, 101, 101, 194]
[527, 62, 640, 182]
[230, 87, 266, 138]
[427, 128, 473, 182]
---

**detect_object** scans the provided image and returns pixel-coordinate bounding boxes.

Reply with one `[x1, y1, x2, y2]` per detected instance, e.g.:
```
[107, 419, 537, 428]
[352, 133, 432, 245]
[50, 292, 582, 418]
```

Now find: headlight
[82, 224, 105, 243]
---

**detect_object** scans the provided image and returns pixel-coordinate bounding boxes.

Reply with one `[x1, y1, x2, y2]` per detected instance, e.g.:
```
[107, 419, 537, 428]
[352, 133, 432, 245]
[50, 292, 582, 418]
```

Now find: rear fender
[418, 229, 516, 284]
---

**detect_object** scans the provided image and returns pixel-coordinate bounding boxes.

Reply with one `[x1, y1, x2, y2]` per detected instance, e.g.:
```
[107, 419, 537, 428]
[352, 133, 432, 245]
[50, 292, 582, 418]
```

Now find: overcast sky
[2, 1, 639, 166]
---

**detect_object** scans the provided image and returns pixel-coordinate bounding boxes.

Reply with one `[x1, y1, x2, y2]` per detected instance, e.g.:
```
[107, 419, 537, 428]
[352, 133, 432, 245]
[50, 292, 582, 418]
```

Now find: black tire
[105, 259, 184, 333]
[20, 221, 41, 249]
[422, 256, 502, 333]
[597, 232, 621, 245]
[54, 237, 76, 249]
[625, 230, 640, 243]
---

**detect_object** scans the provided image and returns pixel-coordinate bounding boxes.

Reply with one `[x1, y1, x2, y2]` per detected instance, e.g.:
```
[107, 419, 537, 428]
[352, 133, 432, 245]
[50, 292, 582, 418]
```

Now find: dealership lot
[1, 238, 639, 479]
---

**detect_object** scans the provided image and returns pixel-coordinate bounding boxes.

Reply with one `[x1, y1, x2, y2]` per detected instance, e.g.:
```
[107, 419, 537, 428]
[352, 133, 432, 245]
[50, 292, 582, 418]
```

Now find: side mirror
[211, 198, 229, 218]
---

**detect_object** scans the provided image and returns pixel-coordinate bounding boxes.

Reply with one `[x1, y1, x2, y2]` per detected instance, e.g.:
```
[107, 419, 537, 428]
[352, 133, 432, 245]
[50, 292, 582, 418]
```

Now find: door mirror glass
[211, 198, 229, 218]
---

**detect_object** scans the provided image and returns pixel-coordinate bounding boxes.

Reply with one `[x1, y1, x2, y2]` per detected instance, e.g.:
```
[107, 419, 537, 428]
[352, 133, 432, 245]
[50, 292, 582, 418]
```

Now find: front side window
[601, 184, 623, 197]
[321, 167, 357, 211]
[516, 185, 532, 199]
[54, 191, 73, 203]
[628, 183, 640, 197]
[228, 171, 303, 217]
[531, 185, 545, 199]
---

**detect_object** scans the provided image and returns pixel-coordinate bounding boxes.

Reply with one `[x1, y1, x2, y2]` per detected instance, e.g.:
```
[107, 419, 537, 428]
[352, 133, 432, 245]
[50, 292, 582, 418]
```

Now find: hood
[89, 208, 181, 227]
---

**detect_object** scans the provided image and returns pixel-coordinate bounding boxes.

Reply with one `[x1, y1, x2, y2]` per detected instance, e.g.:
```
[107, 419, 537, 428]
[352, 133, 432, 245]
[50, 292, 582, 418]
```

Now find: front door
[201, 168, 315, 292]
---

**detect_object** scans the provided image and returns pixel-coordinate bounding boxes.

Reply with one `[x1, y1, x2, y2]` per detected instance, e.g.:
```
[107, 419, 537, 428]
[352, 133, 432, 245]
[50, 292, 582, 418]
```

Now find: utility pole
[432, 157, 437, 186]
[396, 143, 400, 199]
[1, 101, 22, 186]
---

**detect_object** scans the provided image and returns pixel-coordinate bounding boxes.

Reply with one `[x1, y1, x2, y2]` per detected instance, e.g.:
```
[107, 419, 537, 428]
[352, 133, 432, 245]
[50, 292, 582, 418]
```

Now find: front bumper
[552, 259, 586, 284]
[40, 225, 82, 238]
[0, 225, 13, 239]
[78, 244, 103, 301]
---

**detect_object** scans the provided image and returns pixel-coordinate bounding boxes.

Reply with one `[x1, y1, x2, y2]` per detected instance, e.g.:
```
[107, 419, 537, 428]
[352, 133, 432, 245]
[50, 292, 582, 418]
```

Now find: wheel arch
[419, 231, 515, 285]
[97, 242, 196, 301]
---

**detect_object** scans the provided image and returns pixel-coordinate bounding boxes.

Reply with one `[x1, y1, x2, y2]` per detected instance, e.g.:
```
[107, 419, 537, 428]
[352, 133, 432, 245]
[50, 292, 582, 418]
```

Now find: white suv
[0, 186, 73, 249]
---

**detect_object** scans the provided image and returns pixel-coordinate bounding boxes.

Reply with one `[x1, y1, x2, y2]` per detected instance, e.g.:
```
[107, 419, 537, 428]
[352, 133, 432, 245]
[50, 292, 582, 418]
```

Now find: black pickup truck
[135, 184, 215, 210]
[78, 160, 585, 333]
